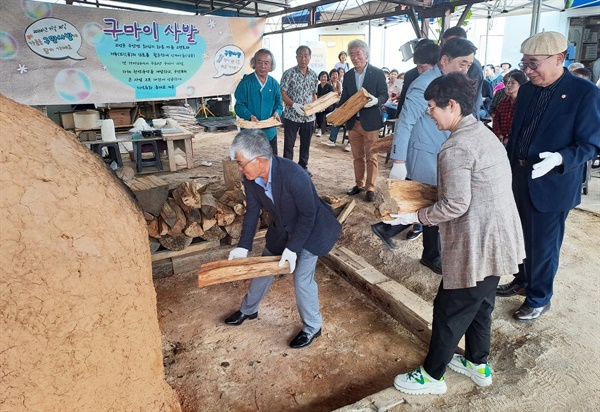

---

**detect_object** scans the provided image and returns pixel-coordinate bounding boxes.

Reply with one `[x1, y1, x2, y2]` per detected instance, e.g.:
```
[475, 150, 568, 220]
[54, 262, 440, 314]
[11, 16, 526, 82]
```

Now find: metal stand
[195, 97, 215, 118]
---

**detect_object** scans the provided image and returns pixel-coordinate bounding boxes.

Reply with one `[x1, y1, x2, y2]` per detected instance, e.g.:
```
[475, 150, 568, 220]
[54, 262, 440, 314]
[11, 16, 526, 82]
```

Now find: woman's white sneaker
[393, 365, 447, 395]
[448, 354, 492, 387]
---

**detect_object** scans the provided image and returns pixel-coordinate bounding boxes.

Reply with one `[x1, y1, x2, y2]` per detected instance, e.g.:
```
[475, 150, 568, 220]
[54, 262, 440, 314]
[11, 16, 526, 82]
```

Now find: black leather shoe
[496, 280, 526, 297]
[371, 222, 396, 250]
[289, 329, 321, 349]
[513, 302, 551, 321]
[366, 190, 376, 202]
[420, 257, 442, 275]
[224, 310, 258, 326]
[347, 186, 363, 196]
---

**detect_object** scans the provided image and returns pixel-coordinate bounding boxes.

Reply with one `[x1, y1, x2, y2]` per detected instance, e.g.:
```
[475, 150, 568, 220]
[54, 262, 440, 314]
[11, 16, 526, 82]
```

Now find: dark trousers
[283, 118, 314, 169]
[423, 276, 500, 380]
[378, 223, 440, 261]
[512, 166, 569, 308]
[268, 136, 278, 157]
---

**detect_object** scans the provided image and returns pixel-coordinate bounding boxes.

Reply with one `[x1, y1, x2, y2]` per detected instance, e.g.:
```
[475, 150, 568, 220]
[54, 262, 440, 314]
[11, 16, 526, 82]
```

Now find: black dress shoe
[289, 329, 321, 349]
[513, 302, 551, 321]
[496, 280, 526, 297]
[224, 310, 258, 326]
[406, 229, 423, 241]
[420, 257, 442, 275]
[347, 186, 363, 196]
[371, 223, 396, 250]
[366, 190, 375, 202]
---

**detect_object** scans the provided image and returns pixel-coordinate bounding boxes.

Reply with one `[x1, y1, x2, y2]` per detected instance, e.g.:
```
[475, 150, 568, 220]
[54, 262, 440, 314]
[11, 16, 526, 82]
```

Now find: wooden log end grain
[377, 179, 437, 219]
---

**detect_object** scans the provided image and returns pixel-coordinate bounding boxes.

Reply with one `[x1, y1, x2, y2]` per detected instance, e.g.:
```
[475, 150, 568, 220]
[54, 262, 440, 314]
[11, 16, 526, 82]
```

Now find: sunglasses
[518, 55, 553, 71]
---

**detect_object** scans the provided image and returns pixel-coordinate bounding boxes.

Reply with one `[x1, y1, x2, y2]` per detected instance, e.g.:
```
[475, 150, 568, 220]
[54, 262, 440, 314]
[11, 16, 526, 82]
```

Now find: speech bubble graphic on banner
[213, 45, 245, 78]
[95, 23, 206, 100]
[25, 18, 85, 60]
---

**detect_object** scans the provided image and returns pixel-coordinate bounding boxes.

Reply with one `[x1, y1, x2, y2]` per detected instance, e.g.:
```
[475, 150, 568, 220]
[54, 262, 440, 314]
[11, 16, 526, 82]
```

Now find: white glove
[278, 248, 297, 273]
[228, 247, 248, 260]
[383, 212, 419, 226]
[364, 94, 379, 108]
[389, 162, 407, 180]
[292, 103, 305, 116]
[532, 152, 563, 179]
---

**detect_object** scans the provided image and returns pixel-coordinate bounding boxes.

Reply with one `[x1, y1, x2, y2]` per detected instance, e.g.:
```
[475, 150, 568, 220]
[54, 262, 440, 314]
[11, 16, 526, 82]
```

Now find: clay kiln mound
[0, 95, 181, 412]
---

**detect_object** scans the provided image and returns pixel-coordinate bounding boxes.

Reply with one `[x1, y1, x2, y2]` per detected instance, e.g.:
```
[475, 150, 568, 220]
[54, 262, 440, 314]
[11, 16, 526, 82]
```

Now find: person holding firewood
[224, 129, 341, 349]
[339, 39, 388, 203]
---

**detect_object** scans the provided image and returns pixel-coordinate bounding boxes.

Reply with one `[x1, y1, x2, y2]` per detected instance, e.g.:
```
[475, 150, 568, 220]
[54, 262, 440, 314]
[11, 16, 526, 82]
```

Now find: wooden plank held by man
[198, 256, 290, 288]
[326, 88, 371, 126]
[302, 92, 340, 116]
[377, 179, 437, 220]
[235, 118, 282, 129]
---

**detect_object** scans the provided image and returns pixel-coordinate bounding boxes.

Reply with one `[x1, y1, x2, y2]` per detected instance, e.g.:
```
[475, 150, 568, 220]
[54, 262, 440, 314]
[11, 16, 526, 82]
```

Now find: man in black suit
[338, 39, 388, 202]
[224, 129, 342, 348]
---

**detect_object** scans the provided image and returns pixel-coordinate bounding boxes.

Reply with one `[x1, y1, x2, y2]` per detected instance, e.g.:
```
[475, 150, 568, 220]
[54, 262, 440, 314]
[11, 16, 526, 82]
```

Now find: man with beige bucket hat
[497, 31, 600, 321]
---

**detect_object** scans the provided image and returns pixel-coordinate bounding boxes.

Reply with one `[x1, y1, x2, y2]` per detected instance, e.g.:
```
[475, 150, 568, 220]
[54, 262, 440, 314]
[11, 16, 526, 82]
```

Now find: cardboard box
[108, 108, 132, 126]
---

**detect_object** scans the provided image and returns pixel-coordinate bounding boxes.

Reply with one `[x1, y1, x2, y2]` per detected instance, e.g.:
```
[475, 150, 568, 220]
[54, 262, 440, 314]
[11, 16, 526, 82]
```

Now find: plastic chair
[134, 140, 163, 173]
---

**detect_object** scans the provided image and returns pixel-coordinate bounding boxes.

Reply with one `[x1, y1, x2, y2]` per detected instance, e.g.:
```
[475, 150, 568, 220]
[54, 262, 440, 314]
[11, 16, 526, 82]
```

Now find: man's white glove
[228, 247, 248, 260]
[278, 248, 297, 273]
[364, 94, 379, 108]
[292, 103, 305, 116]
[389, 162, 407, 180]
[532, 152, 563, 179]
[383, 212, 419, 226]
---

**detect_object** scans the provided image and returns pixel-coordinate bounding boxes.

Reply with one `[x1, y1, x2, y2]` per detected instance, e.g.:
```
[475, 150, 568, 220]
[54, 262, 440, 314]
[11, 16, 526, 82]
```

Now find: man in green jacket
[234, 49, 283, 154]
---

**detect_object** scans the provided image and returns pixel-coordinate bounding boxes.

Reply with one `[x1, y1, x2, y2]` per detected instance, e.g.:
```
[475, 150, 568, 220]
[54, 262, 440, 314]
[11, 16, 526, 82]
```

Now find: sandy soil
[154, 128, 599, 411]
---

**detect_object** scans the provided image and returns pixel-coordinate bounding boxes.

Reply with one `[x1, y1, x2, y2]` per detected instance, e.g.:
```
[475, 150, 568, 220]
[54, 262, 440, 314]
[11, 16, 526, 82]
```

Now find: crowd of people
[229, 29, 600, 396]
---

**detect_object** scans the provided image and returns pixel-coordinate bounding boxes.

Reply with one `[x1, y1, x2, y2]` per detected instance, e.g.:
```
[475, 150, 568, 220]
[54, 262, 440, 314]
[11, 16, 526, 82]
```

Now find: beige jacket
[418, 115, 525, 289]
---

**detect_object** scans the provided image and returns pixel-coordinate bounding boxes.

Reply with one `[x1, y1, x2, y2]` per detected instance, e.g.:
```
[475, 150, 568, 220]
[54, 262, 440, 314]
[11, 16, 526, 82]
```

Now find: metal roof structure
[67, 0, 600, 37]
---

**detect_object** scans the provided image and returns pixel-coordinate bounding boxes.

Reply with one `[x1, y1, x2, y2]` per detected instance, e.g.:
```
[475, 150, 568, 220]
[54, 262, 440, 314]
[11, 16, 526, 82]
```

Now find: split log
[172, 181, 205, 208]
[158, 216, 170, 236]
[172, 188, 191, 215]
[337, 199, 356, 224]
[302, 92, 340, 116]
[159, 234, 193, 251]
[201, 213, 217, 232]
[233, 203, 246, 215]
[235, 117, 282, 129]
[219, 189, 246, 208]
[160, 201, 178, 228]
[322, 195, 350, 211]
[377, 179, 438, 220]
[147, 218, 161, 238]
[326, 88, 371, 126]
[187, 208, 202, 223]
[184, 221, 205, 238]
[143, 211, 155, 221]
[166, 198, 186, 236]
[200, 193, 218, 218]
[199, 224, 226, 242]
[198, 256, 290, 288]
[222, 159, 243, 190]
[215, 201, 236, 227]
[369, 135, 393, 155]
[224, 215, 244, 239]
[127, 175, 169, 216]
[149, 237, 161, 253]
[116, 166, 135, 181]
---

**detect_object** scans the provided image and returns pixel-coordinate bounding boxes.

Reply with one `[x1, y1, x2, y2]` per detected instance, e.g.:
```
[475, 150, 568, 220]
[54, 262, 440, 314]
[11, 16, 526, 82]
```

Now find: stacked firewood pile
[146, 180, 270, 252]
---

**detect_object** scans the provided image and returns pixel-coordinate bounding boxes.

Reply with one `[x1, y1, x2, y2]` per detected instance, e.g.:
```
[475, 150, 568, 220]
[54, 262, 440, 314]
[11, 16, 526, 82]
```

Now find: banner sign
[0, 0, 264, 105]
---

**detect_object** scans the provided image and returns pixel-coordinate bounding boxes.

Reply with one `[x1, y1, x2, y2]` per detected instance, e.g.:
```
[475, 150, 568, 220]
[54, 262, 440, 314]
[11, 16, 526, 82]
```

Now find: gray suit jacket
[418, 116, 525, 289]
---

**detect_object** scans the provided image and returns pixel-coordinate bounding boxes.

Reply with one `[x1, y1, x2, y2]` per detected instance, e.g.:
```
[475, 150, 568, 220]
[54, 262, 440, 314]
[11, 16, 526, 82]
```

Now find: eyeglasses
[236, 157, 258, 169]
[518, 55, 552, 71]
[425, 106, 437, 115]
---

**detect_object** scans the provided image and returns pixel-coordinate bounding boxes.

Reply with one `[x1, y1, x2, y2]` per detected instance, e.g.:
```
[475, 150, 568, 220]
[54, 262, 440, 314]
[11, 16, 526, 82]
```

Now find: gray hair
[348, 39, 369, 58]
[230, 129, 273, 161]
[250, 48, 276, 71]
[567, 62, 584, 71]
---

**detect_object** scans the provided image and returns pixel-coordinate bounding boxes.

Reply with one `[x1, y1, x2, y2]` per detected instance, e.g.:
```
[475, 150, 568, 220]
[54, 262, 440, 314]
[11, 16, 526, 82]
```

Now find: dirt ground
[153, 128, 599, 411]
